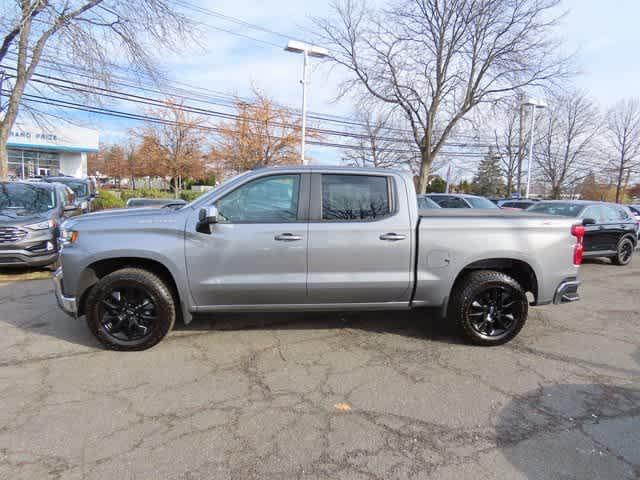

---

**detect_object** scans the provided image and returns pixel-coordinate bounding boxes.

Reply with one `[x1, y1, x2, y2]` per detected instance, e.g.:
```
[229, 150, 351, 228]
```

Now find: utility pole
[445, 163, 452, 193]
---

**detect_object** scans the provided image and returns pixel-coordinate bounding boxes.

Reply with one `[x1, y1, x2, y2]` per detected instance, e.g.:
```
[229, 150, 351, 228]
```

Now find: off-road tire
[85, 268, 175, 351]
[448, 270, 528, 346]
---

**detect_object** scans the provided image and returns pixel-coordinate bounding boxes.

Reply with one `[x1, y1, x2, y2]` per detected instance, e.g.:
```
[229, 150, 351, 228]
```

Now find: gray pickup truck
[53, 166, 583, 350]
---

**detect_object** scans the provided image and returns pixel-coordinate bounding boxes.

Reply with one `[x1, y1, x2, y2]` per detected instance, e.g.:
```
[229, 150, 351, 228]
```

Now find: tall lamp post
[284, 40, 328, 165]
[522, 97, 547, 198]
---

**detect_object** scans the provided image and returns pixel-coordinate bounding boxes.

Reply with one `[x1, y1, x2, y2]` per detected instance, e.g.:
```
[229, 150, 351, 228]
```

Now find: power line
[5, 88, 488, 157]
[1, 64, 497, 154]
[2, 51, 500, 144]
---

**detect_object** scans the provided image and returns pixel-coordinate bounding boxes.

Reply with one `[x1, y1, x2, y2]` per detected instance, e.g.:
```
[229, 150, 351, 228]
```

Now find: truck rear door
[306, 172, 413, 304]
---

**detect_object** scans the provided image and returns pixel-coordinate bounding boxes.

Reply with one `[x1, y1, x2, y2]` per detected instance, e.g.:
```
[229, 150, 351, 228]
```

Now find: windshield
[417, 196, 440, 209]
[46, 178, 89, 198]
[527, 202, 585, 217]
[466, 196, 499, 208]
[65, 181, 89, 198]
[0, 183, 56, 213]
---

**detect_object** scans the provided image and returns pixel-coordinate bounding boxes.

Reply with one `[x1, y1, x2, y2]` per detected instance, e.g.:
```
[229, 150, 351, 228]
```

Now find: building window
[7, 149, 61, 179]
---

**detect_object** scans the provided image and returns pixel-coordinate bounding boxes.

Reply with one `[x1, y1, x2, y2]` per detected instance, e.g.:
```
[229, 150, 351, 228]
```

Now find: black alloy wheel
[611, 237, 635, 266]
[448, 270, 528, 346]
[612, 237, 634, 266]
[467, 286, 521, 340]
[98, 286, 158, 342]
[85, 268, 175, 350]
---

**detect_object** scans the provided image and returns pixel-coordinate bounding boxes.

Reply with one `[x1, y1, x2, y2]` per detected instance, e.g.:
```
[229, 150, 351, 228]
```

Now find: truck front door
[306, 173, 413, 304]
[185, 173, 309, 308]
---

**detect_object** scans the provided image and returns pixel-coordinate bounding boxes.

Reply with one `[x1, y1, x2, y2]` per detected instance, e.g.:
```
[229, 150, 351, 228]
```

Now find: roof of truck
[252, 165, 411, 176]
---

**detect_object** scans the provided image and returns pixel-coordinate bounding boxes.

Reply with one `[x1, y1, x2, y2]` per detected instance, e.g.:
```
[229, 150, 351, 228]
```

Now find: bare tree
[604, 98, 640, 203]
[343, 107, 415, 169]
[493, 103, 522, 195]
[0, 1, 192, 179]
[535, 91, 600, 199]
[314, 0, 570, 193]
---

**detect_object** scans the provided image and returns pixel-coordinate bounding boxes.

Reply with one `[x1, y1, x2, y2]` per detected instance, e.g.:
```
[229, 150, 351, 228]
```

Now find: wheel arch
[77, 257, 187, 323]
[620, 232, 638, 247]
[448, 258, 539, 310]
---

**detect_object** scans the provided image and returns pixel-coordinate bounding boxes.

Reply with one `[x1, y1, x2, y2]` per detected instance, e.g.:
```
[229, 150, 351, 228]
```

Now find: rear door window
[321, 174, 391, 221]
[602, 205, 627, 223]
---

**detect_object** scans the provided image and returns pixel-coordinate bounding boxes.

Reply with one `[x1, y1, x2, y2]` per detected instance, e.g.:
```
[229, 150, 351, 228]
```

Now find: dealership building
[7, 122, 99, 179]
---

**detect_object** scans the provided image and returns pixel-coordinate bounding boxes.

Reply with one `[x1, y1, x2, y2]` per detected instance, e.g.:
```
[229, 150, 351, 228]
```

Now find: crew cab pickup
[53, 166, 582, 350]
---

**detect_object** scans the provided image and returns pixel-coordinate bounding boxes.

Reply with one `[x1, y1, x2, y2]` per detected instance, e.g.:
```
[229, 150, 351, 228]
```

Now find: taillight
[571, 224, 585, 266]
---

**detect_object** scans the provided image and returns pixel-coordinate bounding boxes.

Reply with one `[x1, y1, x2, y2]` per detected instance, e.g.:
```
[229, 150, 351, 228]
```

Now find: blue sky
[24, 0, 640, 166]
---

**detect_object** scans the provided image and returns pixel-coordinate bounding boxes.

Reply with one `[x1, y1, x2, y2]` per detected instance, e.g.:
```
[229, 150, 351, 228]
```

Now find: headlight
[59, 228, 78, 246]
[25, 219, 56, 230]
[80, 201, 88, 210]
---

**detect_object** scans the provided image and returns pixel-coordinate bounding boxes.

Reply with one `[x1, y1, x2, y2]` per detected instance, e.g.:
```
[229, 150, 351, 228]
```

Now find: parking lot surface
[0, 259, 638, 479]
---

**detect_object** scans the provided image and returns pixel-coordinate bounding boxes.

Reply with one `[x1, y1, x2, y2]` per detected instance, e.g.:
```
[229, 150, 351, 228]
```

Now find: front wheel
[85, 268, 175, 351]
[448, 270, 528, 346]
[611, 237, 634, 266]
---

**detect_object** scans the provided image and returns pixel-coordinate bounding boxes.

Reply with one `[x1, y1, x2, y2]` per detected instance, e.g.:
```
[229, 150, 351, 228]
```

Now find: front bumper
[0, 250, 58, 267]
[53, 267, 77, 317]
[553, 279, 581, 304]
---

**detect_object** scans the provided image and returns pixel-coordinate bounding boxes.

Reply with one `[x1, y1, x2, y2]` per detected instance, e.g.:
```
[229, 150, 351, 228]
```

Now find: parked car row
[0, 181, 77, 267]
[0, 176, 98, 268]
[418, 193, 638, 265]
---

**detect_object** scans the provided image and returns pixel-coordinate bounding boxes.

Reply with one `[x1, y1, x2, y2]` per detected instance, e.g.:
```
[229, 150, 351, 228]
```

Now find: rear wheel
[85, 268, 175, 350]
[611, 237, 634, 266]
[449, 270, 528, 346]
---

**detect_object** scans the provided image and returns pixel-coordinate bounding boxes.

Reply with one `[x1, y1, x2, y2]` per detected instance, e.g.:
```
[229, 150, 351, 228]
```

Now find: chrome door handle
[275, 233, 303, 241]
[379, 232, 406, 241]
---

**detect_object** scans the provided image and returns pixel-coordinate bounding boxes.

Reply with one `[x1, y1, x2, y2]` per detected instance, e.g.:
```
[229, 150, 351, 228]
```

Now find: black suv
[43, 176, 97, 214]
[0, 182, 76, 267]
[527, 200, 638, 265]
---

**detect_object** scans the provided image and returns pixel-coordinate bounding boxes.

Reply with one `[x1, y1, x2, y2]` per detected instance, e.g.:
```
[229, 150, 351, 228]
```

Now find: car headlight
[59, 228, 78, 246]
[80, 201, 88, 210]
[25, 219, 57, 230]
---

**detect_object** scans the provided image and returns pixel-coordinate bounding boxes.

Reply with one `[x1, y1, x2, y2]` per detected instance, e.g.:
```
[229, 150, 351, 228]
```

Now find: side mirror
[199, 206, 219, 224]
[197, 206, 219, 234]
[582, 217, 596, 226]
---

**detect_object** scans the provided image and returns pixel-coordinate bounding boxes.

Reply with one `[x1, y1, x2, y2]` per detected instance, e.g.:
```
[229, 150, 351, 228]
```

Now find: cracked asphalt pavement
[0, 258, 638, 479]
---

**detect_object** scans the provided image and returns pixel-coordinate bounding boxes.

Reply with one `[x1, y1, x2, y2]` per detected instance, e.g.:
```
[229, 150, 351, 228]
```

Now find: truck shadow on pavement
[0, 277, 466, 349]
[495, 382, 640, 479]
[176, 308, 467, 346]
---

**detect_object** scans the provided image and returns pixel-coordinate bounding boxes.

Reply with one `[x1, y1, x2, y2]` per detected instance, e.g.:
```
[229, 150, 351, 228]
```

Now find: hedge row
[92, 188, 205, 211]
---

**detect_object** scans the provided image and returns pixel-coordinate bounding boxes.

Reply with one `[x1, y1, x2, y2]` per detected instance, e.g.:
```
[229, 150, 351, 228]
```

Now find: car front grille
[0, 227, 28, 244]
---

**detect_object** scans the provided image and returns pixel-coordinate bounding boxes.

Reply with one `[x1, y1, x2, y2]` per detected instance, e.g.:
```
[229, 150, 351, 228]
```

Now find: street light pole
[522, 98, 547, 199]
[300, 49, 308, 165]
[285, 40, 328, 165]
[525, 105, 537, 199]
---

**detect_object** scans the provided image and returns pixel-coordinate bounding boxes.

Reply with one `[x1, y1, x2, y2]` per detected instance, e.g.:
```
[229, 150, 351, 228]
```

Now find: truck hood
[0, 209, 51, 227]
[63, 206, 185, 229]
